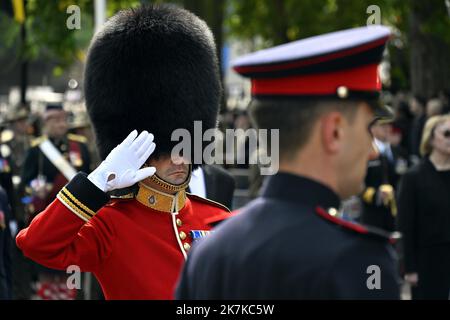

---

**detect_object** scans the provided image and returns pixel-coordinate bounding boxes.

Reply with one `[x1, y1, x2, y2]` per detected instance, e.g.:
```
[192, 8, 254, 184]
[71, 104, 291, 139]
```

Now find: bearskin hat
[84, 4, 221, 166]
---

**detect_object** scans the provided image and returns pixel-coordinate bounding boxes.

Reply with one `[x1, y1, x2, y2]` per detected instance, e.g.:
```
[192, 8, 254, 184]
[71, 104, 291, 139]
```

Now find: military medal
[190, 230, 212, 242]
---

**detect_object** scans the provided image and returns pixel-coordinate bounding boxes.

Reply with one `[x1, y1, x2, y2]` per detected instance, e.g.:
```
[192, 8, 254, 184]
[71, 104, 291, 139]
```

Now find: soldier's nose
[172, 155, 188, 165]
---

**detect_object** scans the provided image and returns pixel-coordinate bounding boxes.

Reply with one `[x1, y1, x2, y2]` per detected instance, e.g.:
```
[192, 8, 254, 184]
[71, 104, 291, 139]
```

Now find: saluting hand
[88, 130, 156, 192]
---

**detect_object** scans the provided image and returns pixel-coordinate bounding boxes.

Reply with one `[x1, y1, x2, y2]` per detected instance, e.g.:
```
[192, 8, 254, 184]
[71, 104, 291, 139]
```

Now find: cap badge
[337, 86, 349, 99]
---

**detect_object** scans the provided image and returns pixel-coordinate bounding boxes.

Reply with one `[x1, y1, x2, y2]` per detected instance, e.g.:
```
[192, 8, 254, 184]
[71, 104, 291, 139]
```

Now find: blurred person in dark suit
[397, 114, 450, 299]
[392, 100, 414, 156]
[361, 121, 408, 231]
[6, 106, 31, 178]
[188, 165, 235, 209]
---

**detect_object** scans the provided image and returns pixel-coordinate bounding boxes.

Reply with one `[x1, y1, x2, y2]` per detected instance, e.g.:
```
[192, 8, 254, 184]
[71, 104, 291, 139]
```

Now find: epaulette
[186, 193, 231, 213]
[106, 190, 136, 205]
[30, 135, 47, 148]
[315, 206, 401, 244]
[105, 196, 134, 207]
[204, 209, 239, 226]
[67, 133, 88, 144]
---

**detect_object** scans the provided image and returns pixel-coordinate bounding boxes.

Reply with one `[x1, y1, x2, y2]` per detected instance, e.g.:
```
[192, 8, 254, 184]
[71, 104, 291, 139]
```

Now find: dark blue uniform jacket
[176, 173, 400, 299]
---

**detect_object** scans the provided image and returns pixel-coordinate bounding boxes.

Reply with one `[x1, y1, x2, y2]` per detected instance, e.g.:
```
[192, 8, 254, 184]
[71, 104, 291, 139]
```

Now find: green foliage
[0, 0, 94, 74]
[0, 11, 20, 50]
[106, 0, 141, 16]
[0, 0, 447, 89]
[0, 0, 151, 73]
[413, 0, 450, 43]
[225, 0, 412, 45]
[26, 0, 93, 66]
[224, 0, 449, 91]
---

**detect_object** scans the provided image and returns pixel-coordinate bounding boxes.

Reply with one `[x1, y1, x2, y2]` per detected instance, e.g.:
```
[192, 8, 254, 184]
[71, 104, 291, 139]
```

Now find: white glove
[88, 130, 156, 192]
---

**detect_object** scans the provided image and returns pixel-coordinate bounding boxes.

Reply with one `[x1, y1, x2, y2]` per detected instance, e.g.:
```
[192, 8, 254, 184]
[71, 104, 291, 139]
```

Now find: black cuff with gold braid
[57, 172, 110, 222]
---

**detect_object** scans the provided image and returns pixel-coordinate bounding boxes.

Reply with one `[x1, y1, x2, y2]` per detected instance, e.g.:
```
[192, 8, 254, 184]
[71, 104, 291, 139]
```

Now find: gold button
[183, 242, 191, 251]
[179, 231, 186, 240]
[176, 218, 182, 227]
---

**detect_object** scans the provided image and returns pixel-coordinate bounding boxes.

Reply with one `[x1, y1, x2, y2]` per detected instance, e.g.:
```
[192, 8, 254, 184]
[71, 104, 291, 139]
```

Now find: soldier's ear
[320, 111, 343, 154]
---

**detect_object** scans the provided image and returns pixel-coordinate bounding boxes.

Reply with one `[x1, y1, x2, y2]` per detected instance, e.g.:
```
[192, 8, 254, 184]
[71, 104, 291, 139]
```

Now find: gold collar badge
[135, 182, 186, 213]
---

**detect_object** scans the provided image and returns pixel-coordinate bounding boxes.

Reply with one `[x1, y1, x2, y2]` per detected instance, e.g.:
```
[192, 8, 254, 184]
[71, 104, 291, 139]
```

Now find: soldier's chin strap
[147, 164, 192, 193]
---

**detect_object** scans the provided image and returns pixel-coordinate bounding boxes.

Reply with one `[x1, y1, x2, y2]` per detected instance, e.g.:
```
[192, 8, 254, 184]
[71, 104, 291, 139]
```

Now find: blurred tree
[183, 0, 225, 68]
[0, 0, 147, 102]
[409, 0, 450, 98]
[1, 0, 447, 100]
[0, 0, 94, 71]
[0, 0, 95, 103]
[225, 0, 450, 98]
[0, 0, 224, 92]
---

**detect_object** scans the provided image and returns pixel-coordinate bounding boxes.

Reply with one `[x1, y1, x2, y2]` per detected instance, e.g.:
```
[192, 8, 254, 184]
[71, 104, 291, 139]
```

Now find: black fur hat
[84, 4, 221, 166]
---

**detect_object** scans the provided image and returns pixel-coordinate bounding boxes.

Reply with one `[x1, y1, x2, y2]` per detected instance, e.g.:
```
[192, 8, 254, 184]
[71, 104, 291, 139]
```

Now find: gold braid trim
[57, 192, 92, 222]
[61, 187, 97, 217]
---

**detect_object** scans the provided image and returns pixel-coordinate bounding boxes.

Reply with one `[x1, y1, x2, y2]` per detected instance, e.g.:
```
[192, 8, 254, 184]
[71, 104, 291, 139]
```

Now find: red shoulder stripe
[315, 206, 401, 244]
[315, 206, 369, 234]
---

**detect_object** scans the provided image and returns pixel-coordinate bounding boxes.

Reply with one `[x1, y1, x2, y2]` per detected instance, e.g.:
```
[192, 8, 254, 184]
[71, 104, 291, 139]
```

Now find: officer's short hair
[249, 98, 366, 159]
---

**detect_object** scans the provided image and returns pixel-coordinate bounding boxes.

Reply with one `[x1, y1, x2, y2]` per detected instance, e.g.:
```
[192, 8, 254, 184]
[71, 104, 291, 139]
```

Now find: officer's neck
[280, 150, 339, 200]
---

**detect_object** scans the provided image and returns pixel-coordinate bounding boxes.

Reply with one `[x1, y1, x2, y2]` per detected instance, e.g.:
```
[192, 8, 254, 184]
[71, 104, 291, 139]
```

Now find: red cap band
[251, 63, 380, 96]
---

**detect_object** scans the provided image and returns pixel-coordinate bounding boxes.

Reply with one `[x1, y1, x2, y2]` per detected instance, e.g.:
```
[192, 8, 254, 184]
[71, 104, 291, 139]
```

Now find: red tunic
[16, 173, 229, 299]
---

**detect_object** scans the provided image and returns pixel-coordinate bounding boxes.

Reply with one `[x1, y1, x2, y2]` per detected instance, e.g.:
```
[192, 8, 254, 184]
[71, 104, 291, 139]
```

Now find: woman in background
[398, 114, 450, 299]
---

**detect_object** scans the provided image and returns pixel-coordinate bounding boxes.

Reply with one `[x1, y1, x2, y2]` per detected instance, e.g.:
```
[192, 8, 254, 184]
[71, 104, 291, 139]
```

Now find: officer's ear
[320, 111, 344, 154]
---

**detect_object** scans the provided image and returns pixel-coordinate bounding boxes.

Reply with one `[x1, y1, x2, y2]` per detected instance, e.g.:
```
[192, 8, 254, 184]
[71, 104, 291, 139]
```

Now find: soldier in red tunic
[16, 4, 229, 299]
